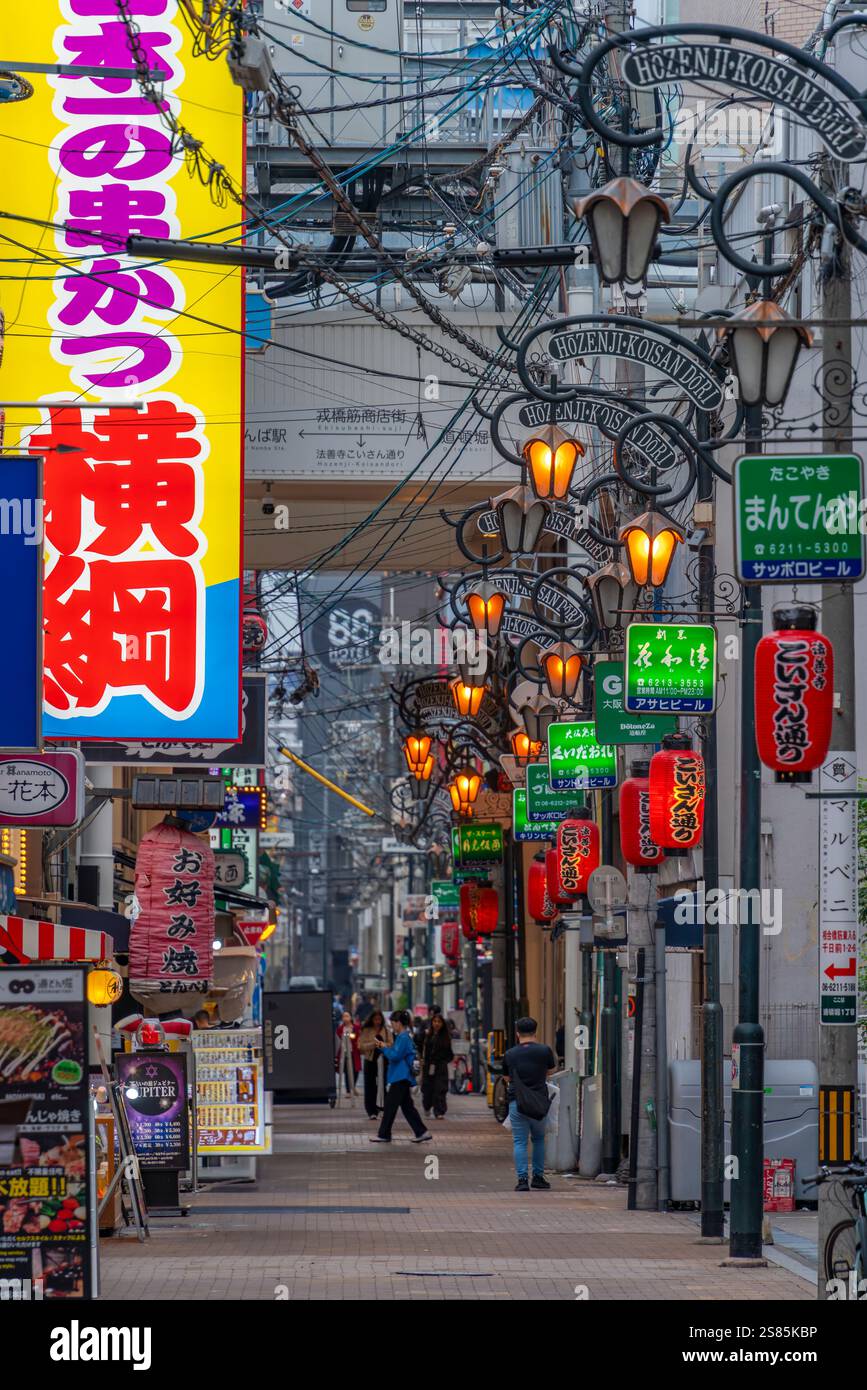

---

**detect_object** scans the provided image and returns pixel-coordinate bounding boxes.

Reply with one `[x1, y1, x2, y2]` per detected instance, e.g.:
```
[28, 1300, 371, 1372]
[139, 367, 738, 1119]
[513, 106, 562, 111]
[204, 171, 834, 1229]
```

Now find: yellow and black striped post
[819, 1085, 856, 1164]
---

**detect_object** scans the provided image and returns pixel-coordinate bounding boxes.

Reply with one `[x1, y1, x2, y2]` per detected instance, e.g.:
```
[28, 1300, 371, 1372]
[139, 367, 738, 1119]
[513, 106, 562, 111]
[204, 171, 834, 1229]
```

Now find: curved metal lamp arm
[488, 390, 540, 468]
[450, 502, 506, 567]
[528, 564, 598, 647]
[710, 162, 867, 279]
[613, 412, 732, 494]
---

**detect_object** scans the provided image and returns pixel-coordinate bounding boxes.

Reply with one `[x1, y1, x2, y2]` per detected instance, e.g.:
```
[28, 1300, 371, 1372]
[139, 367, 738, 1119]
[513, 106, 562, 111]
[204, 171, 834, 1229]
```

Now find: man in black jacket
[502, 1017, 556, 1192]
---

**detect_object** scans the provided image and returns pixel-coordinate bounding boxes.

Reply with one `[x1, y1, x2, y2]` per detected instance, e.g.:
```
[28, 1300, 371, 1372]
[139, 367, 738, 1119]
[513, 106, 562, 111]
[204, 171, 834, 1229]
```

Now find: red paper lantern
[755, 605, 833, 782]
[556, 814, 601, 897]
[619, 766, 665, 870]
[440, 921, 460, 961]
[459, 883, 498, 937]
[527, 856, 555, 922]
[649, 736, 706, 852]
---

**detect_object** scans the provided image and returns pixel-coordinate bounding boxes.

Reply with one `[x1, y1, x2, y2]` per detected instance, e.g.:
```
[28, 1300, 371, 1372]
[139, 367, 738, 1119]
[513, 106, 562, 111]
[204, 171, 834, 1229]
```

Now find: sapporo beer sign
[621, 35, 867, 162]
[734, 454, 865, 582]
[547, 320, 724, 411]
[0, 5, 245, 740]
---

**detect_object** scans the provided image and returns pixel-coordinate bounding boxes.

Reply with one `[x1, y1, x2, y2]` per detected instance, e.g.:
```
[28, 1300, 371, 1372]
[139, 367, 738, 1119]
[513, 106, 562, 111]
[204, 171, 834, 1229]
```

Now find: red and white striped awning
[0, 913, 113, 964]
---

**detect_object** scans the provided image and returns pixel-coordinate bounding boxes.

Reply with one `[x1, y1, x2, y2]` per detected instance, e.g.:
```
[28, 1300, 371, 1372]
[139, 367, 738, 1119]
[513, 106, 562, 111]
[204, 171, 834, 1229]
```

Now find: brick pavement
[98, 1095, 813, 1300]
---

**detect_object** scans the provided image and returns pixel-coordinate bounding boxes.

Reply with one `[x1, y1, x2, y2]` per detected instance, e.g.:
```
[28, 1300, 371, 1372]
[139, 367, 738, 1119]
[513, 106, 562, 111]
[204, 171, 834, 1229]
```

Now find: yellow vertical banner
[0, 2, 244, 739]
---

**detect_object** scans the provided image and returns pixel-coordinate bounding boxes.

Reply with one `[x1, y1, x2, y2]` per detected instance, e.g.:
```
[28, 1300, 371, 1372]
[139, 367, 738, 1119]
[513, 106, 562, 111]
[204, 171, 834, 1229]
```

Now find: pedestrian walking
[369, 1009, 432, 1143]
[335, 1011, 361, 1100]
[358, 1008, 392, 1119]
[421, 1011, 453, 1119]
[502, 1017, 556, 1192]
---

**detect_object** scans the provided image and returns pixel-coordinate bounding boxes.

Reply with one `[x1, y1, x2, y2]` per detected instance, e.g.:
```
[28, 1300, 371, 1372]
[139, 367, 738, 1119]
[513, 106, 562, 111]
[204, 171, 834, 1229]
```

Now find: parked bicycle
[804, 1158, 867, 1294]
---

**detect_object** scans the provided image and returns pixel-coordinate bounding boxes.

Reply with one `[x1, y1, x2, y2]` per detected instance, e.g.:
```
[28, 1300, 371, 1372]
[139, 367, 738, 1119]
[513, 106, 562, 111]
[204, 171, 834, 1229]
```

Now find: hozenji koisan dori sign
[0, 3, 244, 739]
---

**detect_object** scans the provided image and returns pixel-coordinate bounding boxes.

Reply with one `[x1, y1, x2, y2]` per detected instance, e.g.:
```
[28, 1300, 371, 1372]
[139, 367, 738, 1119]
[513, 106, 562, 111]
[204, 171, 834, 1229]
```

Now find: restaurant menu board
[114, 1052, 190, 1171]
[192, 1027, 270, 1154]
[0, 966, 96, 1300]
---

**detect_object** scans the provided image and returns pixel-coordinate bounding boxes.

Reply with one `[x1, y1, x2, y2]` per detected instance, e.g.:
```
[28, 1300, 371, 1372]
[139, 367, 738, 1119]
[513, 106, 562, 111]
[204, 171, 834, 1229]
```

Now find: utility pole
[817, 153, 858, 1300]
[728, 400, 765, 1262]
[627, 867, 658, 1208]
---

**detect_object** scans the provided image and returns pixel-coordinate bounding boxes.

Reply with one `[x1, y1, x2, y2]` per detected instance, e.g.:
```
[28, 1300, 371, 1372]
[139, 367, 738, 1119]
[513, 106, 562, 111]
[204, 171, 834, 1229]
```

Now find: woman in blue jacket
[369, 1010, 433, 1143]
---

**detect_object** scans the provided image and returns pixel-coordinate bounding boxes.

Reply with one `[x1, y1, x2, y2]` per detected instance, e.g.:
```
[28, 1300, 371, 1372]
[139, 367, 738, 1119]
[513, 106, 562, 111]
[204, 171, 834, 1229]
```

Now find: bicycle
[804, 1158, 867, 1294]
[450, 1054, 470, 1095]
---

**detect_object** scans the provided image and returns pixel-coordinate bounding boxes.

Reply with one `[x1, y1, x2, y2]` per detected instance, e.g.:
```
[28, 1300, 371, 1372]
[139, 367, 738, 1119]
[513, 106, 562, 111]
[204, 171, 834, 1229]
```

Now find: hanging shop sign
[755, 614, 833, 779]
[620, 30, 867, 161]
[77, 675, 267, 768]
[213, 849, 250, 892]
[214, 786, 268, 832]
[430, 879, 460, 914]
[512, 788, 563, 842]
[0, 454, 41, 752]
[556, 817, 601, 897]
[0, 751, 84, 828]
[457, 822, 504, 864]
[547, 720, 617, 790]
[594, 661, 676, 744]
[193, 1026, 270, 1154]
[128, 822, 216, 1011]
[114, 1052, 190, 1171]
[624, 623, 717, 714]
[818, 753, 859, 1025]
[545, 319, 725, 411]
[525, 764, 584, 822]
[0, 6, 244, 741]
[210, 827, 259, 896]
[0, 965, 96, 1300]
[517, 394, 680, 472]
[733, 454, 865, 582]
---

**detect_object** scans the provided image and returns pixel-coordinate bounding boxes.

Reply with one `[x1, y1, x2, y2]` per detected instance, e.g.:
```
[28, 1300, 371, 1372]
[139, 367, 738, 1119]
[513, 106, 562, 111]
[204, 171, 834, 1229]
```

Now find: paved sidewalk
[99, 1095, 813, 1301]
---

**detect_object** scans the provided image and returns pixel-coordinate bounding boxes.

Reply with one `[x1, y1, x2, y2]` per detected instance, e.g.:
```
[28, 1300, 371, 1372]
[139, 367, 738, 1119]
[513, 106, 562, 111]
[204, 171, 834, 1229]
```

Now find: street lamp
[403, 731, 432, 776]
[515, 691, 558, 743]
[511, 729, 543, 765]
[409, 763, 433, 800]
[539, 642, 583, 702]
[450, 676, 487, 718]
[449, 765, 482, 816]
[493, 483, 549, 554]
[718, 300, 812, 408]
[572, 177, 671, 285]
[463, 578, 508, 640]
[619, 510, 684, 589]
[585, 560, 639, 641]
[522, 425, 584, 502]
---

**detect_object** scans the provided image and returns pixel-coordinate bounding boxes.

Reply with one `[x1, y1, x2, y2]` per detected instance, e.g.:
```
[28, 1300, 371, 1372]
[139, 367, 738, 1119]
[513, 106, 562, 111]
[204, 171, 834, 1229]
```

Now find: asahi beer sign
[547, 323, 724, 410]
[622, 42, 867, 162]
[518, 396, 679, 472]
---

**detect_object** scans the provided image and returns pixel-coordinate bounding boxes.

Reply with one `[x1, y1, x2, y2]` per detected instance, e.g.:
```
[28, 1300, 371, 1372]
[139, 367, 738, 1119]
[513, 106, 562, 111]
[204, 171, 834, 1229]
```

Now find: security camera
[262, 497, 275, 517]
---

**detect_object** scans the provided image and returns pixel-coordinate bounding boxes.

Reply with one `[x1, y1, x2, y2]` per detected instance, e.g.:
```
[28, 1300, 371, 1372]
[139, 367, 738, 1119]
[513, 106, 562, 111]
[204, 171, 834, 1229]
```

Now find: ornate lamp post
[493, 483, 549, 554]
[449, 765, 482, 817]
[538, 641, 583, 703]
[718, 300, 812, 408]
[463, 578, 508, 641]
[450, 676, 487, 719]
[514, 690, 558, 744]
[585, 560, 638, 646]
[619, 510, 685, 589]
[572, 176, 671, 285]
[403, 731, 432, 776]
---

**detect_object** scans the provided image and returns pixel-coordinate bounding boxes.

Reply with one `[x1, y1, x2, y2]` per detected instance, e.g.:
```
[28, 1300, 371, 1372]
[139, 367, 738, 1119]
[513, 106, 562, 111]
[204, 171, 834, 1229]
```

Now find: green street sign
[525, 764, 585, 821]
[512, 788, 563, 842]
[457, 822, 504, 863]
[547, 720, 617, 790]
[624, 622, 717, 714]
[430, 879, 460, 910]
[734, 453, 864, 582]
[594, 661, 676, 744]
[454, 867, 488, 884]
[451, 827, 461, 863]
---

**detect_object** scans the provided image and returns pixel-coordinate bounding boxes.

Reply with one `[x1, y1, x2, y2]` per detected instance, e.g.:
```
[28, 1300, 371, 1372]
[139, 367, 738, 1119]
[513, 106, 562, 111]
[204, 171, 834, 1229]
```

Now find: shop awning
[0, 912, 113, 964]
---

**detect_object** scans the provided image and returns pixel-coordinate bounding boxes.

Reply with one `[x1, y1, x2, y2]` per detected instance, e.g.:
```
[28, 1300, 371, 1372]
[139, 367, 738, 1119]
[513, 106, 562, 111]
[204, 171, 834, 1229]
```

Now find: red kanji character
[34, 403, 201, 557]
[43, 557, 198, 714]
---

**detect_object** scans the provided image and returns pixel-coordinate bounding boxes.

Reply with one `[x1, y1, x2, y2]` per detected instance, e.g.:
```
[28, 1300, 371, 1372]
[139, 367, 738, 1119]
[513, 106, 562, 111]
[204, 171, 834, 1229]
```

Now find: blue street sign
[0, 455, 41, 749]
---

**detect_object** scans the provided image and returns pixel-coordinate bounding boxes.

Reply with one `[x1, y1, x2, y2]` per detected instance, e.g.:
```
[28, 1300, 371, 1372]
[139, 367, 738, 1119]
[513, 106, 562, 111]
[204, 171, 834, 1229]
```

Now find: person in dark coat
[420, 1011, 454, 1118]
[358, 1009, 392, 1118]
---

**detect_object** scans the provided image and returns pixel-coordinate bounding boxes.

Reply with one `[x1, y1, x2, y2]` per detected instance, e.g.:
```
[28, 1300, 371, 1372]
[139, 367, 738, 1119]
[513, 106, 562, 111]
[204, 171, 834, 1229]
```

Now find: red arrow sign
[824, 958, 857, 980]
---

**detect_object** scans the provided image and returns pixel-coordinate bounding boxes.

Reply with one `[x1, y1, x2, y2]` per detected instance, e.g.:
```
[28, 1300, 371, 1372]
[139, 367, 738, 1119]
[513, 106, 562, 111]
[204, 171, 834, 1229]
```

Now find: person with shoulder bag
[502, 1017, 556, 1192]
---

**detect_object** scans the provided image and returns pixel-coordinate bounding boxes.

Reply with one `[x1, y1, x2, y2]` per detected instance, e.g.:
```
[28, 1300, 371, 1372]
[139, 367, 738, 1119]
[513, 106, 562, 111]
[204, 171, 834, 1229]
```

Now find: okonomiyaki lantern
[755, 605, 833, 782]
[556, 809, 601, 898]
[648, 734, 706, 855]
[528, 854, 555, 922]
[129, 819, 215, 1014]
[459, 882, 498, 937]
[619, 760, 665, 871]
[440, 921, 460, 962]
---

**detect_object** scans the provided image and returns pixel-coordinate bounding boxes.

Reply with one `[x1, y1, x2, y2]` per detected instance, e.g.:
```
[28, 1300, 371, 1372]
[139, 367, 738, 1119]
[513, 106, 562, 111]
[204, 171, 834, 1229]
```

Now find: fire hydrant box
[763, 1157, 796, 1212]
